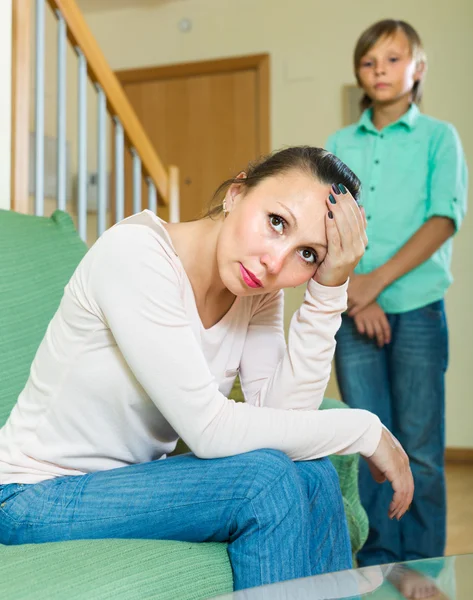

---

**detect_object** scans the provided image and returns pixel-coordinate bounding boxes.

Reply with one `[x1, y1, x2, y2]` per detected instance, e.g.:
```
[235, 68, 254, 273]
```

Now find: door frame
[115, 53, 270, 156]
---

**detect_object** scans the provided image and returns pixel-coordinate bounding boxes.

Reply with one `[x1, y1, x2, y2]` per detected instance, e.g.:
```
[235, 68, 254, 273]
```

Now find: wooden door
[117, 55, 269, 222]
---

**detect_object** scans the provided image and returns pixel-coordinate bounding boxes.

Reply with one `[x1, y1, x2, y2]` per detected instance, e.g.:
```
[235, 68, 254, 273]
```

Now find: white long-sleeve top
[0, 210, 382, 484]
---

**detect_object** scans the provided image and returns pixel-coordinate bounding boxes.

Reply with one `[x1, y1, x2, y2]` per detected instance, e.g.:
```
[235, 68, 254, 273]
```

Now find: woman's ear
[226, 172, 247, 213]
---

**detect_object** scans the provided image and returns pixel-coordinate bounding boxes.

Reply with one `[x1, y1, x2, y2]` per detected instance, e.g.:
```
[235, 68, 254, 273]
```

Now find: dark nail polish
[338, 183, 347, 194]
[328, 211, 334, 219]
[329, 194, 337, 204]
[331, 183, 340, 195]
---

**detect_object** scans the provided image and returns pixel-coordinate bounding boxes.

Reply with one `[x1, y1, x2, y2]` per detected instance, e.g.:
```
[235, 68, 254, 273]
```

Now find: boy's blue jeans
[335, 300, 448, 566]
[0, 449, 352, 590]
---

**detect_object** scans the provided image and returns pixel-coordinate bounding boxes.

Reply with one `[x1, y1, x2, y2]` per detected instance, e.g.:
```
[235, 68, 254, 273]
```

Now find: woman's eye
[389, 57, 399, 63]
[298, 248, 317, 264]
[269, 214, 285, 234]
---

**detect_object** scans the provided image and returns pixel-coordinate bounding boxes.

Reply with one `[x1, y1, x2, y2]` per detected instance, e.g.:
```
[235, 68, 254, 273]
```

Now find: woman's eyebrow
[276, 201, 327, 250]
[277, 202, 297, 226]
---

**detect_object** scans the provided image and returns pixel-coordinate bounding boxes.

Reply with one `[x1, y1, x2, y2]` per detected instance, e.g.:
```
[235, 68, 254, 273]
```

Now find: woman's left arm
[348, 123, 468, 316]
[238, 281, 348, 411]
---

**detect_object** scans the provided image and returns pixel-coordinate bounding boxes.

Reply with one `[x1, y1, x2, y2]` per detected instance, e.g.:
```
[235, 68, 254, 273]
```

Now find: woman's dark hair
[205, 146, 361, 218]
[354, 19, 427, 112]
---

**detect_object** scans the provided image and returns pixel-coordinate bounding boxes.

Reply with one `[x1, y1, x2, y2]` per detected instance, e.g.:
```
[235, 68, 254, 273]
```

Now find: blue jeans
[0, 449, 352, 590]
[335, 300, 448, 567]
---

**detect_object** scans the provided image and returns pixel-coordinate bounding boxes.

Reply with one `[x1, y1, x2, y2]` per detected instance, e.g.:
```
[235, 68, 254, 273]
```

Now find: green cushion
[0, 210, 87, 427]
[320, 398, 369, 555]
[0, 210, 233, 598]
[0, 539, 233, 600]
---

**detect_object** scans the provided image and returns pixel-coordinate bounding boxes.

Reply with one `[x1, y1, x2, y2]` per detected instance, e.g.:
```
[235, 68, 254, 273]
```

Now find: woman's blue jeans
[0, 449, 352, 590]
[335, 300, 448, 567]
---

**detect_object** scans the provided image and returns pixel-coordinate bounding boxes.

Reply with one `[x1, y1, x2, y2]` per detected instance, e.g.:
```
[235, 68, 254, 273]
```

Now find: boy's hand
[353, 302, 391, 347]
[348, 272, 385, 315]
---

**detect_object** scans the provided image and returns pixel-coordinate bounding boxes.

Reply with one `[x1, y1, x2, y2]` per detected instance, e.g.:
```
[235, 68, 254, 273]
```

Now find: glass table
[214, 554, 472, 599]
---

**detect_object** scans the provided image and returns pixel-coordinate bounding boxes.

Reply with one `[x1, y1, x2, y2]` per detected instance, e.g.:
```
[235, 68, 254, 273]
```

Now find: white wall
[24, 4, 110, 246]
[82, 0, 473, 448]
[0, 0, 12, 210]
[36, 0, 472, 447]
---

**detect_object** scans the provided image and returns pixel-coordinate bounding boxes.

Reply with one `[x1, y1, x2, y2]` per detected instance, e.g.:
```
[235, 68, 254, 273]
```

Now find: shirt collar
[356, 103, 420, 134]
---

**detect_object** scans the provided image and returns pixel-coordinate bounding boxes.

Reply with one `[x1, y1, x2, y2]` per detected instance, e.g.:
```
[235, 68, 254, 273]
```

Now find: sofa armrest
[320, 397, 369, 556]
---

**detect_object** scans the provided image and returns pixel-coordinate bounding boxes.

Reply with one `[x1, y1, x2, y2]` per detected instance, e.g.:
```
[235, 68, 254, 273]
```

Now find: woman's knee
[295, 458, 344, 509]
[235, 449, 301, 501]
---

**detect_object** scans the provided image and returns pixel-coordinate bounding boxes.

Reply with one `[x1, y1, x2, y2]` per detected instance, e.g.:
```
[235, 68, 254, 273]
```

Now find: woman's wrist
[307, 277, 349, 295]
[359, 412, 383, 458]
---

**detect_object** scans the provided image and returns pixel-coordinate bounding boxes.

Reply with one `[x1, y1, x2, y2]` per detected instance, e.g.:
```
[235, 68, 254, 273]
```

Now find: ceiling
[77, 0, 185, 13]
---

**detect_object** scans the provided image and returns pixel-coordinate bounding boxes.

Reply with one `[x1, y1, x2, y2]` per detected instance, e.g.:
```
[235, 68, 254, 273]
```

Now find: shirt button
[367, 215, 372, 220]
[370, 186, 375, 192]
[380, 134, 384, 139]
[374, 159, 380, 164]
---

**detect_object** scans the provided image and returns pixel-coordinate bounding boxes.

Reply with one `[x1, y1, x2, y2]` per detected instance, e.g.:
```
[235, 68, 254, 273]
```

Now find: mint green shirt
[326, 104, 468, 313]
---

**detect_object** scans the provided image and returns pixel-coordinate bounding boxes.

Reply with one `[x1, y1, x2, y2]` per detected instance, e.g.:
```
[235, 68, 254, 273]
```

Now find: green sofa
[0, 210, 368, 600]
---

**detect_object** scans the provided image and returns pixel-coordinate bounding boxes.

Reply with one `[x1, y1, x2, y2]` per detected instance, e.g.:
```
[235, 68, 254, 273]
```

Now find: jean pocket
[0, 484, 29, 523]
[419, 300, 445, 321]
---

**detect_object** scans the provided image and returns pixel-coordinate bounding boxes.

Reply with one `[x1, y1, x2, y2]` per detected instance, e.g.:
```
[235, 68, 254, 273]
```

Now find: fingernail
[328, 211, 334, 219]
[338, 183, 347, 194]
[331, 183, 340, 195]
[328, 194, 337, 204]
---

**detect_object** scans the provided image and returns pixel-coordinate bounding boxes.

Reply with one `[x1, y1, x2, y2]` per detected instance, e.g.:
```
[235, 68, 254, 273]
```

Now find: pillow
[0, 210, 87, 427]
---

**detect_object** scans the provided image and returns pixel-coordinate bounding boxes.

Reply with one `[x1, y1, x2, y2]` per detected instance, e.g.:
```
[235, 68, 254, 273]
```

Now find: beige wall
[61, 0, 473, 446]
[1, 0, 12, 210]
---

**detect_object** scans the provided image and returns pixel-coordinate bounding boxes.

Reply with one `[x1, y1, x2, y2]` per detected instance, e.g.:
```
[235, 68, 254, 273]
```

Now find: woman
[0, 147, 413, 591]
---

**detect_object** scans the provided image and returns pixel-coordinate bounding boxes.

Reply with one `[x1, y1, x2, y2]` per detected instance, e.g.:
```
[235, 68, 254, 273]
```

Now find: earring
[222, 199, 228, 217]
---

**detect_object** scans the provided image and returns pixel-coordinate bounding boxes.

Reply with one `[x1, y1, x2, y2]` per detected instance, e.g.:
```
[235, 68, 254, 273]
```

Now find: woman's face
[357, 29, 423, 106]
[217, 169, 331, 296]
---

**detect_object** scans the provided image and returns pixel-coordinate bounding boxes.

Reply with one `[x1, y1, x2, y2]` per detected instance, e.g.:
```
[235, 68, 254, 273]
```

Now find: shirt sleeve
[426, 123, 468, 231]
[240, 280, 347, 412]
[87, 224, 382, 460]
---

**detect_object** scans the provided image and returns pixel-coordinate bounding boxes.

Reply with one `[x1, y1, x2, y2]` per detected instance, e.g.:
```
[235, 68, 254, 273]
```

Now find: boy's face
[357, 29, 423, 106]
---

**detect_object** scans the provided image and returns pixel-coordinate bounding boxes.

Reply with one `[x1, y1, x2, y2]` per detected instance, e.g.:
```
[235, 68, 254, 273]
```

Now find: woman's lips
[240, 264, 263, 288]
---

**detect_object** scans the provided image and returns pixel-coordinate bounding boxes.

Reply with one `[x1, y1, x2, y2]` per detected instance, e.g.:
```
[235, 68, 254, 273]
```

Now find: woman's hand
[364, 427, 414, 520]
[353, 302, 391, 347]
[347, 272, 385, 315]
[314, 184, 367, 287]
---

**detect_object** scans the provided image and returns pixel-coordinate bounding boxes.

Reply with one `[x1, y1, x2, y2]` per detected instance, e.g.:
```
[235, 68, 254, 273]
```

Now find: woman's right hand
[364, 427, 414, 520]
[353, 301, 391, 347]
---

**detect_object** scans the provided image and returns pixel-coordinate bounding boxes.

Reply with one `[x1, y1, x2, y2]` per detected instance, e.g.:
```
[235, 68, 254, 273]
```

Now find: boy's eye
[298, 248, 317, 265]
[389, 57, 399, 63]
[269, 214, 285, 234]
[361, 61, 373, 68]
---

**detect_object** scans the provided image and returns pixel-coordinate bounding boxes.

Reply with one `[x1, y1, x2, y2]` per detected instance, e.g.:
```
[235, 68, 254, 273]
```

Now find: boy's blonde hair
[354, 19, 427, 112]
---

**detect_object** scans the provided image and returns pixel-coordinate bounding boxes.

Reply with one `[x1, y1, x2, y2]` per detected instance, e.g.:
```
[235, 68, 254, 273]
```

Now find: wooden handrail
[46, 0, 169, 205]
[11, 0, 31, 214]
